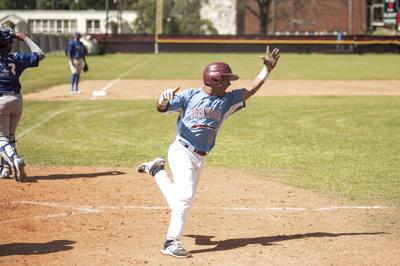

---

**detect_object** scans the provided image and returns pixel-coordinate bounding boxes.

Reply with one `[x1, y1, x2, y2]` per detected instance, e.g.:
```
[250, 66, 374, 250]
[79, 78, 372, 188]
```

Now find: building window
[49, 20, 55, 33]
[43, 20, 48, 33]
[28, 19, 77, 34]
[71, 20, 77, 33]
[63, 20, 69, 33]
[29, 19, 43, 33]
[57, 20, 62, 33]
[87, 19, 100, 34]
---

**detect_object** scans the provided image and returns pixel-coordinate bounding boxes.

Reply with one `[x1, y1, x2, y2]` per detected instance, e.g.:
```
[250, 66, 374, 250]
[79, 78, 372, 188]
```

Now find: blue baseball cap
[74, 31, 81, 36]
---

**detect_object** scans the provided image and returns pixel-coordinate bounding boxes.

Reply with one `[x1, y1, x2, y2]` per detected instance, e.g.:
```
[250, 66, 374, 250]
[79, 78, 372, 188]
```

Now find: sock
[71, 74, 77, 91]
[76, 74, 80, 91]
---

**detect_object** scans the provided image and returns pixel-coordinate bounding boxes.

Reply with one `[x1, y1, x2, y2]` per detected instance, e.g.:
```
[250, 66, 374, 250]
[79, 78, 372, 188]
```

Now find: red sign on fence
[383, 0, 400, 30]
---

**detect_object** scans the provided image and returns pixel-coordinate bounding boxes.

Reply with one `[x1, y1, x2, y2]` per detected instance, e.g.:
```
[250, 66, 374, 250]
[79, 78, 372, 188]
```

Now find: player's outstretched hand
[259, 46, 281, 72]
[162, 86, 180, 100]
[158, 86, 180, 105]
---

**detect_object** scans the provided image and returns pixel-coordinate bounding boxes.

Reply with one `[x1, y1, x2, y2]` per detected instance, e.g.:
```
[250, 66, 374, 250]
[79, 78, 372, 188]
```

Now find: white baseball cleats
[0, 165, 10, 179]
[0, 157, 26, 182]
[137, 157, 165, 177]
[14, 157, 26, 182]
[161, 239, 191, 258]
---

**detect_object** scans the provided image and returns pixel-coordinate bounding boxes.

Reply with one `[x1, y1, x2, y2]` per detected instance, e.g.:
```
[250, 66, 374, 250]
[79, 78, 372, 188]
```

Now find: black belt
[181, 142, 207, 156]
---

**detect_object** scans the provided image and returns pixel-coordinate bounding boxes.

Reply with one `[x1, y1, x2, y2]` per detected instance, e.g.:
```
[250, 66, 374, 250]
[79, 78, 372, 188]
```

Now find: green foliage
[131, 0, 217, 34]
[19, 97, 400, 202]
[0, 0, 35, 9]
[131, 0, 157, 34]
[5, 0, 124, 10]
[166, 0, 218, 34]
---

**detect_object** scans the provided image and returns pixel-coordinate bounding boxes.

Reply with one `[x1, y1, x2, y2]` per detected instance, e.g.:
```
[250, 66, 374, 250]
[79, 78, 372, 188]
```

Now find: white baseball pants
[154, 139, 204, 240]
[0, 92, 23, 139]
[68, 58, 84, 74]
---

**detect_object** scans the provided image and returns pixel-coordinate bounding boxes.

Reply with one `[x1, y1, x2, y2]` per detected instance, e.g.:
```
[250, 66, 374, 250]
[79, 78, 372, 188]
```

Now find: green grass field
[16, 53, 400, 203]
[20, 53, 400, 94]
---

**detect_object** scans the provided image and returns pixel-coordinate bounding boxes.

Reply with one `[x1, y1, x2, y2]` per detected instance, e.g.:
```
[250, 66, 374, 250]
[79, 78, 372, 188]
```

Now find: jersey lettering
[168, 88, 245, 152]
[191, 108, 222, 122]
[8, 63, 16, 75]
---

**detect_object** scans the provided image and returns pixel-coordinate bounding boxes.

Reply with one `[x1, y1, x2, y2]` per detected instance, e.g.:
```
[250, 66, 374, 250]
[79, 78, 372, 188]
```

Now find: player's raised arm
[243, 46, 281, 101]
[15, 32, 45, 61]
[157, 86, 180, 112]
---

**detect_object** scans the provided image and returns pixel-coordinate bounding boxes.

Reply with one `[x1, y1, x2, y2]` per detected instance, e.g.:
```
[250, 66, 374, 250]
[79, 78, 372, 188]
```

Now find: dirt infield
[1, 80, 399, 265]
[1, 166, 399, 265]
[24, 79, 400, 101]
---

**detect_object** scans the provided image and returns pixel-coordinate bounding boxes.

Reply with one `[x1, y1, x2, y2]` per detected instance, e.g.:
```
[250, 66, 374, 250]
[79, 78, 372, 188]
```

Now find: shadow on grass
[25, 171, 126, 182]
[186, 232, 386, 254]
[0, 240, 75, 256]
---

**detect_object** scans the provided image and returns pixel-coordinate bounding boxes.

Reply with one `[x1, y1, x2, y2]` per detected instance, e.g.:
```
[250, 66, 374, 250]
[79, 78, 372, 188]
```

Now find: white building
[0, 10, 137, 35]
[200, 0, 237, 35]
[0, 1, 237, 36]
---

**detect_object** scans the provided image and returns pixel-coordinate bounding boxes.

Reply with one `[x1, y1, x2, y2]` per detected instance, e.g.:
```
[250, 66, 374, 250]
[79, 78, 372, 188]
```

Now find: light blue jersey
[167, 87, 246, 153]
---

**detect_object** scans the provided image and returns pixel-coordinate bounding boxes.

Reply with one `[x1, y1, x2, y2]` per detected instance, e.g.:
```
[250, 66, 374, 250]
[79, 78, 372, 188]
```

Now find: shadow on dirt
[186, 232, 387, 254]
[24, 171, 126, 182]
[0, 240, 75, 256]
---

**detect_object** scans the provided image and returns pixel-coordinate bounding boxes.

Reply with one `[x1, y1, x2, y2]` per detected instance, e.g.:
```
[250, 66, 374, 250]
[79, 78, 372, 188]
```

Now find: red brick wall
[243, 0, 367, 34]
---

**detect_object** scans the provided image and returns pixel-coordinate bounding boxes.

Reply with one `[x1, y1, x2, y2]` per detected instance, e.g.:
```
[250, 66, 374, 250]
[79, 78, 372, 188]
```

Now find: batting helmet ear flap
[210, 77, 219, 83]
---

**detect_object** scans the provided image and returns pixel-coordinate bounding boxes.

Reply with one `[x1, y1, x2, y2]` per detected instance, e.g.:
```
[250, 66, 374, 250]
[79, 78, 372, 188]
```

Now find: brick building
[238, 0, 368, 35]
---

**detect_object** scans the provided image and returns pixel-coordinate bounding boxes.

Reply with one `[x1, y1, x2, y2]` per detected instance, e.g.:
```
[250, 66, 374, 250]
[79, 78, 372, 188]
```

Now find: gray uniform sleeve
[25, 37, 45, 61]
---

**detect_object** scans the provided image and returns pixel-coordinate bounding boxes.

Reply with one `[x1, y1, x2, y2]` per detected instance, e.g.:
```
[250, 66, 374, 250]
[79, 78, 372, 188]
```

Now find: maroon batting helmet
[203, 62, 239, 88]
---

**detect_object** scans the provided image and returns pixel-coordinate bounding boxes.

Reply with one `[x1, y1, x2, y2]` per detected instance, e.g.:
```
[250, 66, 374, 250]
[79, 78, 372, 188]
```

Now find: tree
[237, 0, 273, 34]
[131, 0, 217, 34]
[0, 0, 139, 10]
[131, 0, 157, 34]
[0, 0, 36, 9]
[28, 0, 130, 10]
[166, 0, 217, 34]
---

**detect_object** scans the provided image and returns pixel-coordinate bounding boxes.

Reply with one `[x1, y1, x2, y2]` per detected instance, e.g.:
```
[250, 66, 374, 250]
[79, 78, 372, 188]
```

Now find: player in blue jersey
[137, 46, 281, 258]
[0, 27, 45, 181]
[67, 32, 87, 94]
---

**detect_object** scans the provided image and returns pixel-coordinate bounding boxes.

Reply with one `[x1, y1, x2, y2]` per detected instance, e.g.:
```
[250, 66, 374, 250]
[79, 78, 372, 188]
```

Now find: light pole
[155, 0, 164, 54]
[105, 0, 109, 35]
[348, 0, 353, 35]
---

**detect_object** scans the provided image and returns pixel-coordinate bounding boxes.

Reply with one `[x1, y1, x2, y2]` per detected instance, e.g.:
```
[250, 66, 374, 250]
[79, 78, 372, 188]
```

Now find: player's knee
[175, 193, 195, 211]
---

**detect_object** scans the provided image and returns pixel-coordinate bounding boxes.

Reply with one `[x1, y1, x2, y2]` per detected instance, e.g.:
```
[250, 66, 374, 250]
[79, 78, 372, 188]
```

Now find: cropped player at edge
[137, 46, 281, 258]
[0, 27, 45, 182]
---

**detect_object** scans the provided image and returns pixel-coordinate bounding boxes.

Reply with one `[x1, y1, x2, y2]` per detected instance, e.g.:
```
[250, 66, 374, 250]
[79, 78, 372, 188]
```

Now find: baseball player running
[66, 32, 86, 94]
[0, 27, 45, 181]
[137, 46, 281, 258]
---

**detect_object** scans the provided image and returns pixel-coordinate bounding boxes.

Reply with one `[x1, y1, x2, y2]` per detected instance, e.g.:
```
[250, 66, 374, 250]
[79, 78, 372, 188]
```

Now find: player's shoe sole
[137, 158, 165, 176]
[160, 248, 191, 258]
[14, 158, 26, 182]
